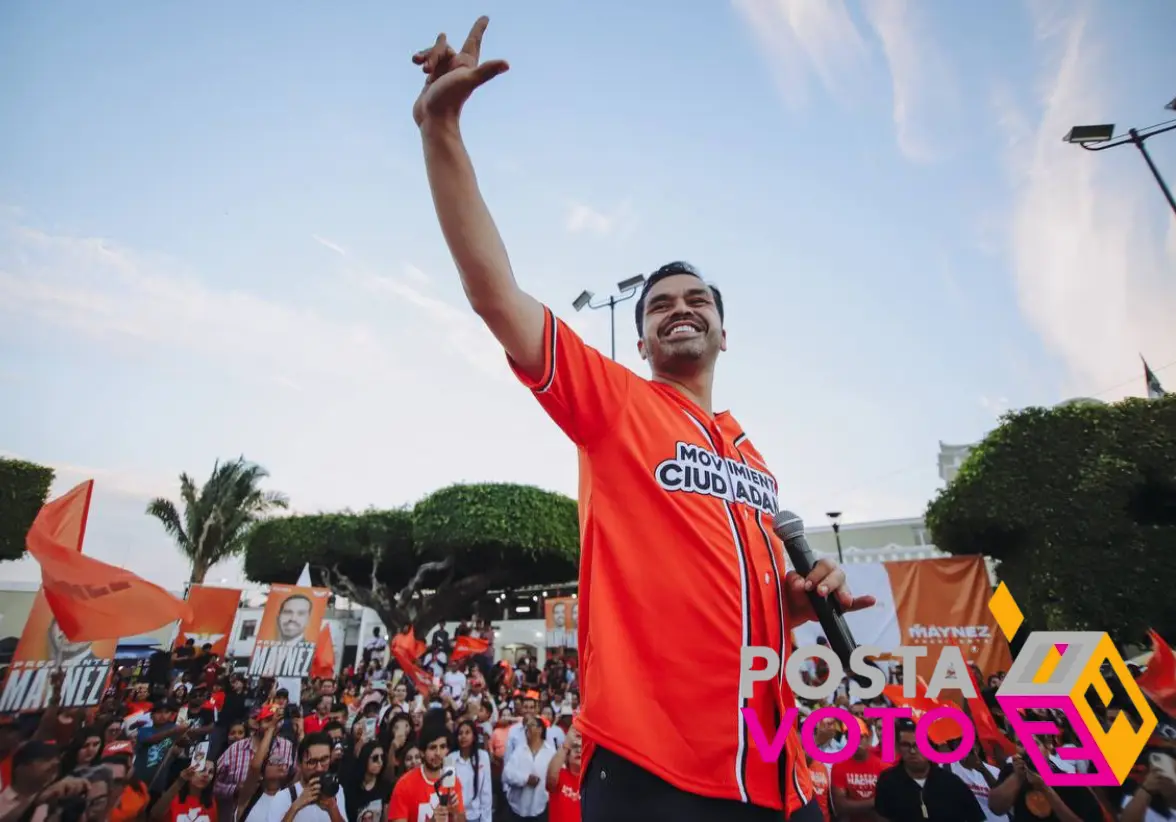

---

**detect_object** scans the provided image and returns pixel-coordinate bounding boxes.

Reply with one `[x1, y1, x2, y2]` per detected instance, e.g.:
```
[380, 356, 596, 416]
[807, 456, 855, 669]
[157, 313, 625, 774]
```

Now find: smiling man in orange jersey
[410, 17, 876, 822]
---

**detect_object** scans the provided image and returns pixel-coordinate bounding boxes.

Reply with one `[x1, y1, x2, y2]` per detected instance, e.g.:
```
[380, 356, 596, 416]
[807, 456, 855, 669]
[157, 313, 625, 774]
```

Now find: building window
[913, 526, 930, 546]
[240, 620, 257, 640]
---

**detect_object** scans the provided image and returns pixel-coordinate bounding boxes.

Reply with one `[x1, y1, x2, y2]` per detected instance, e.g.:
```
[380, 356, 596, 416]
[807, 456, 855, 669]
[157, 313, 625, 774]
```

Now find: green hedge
[926, 396, 1176, 643]
[0, 458, 55, 562]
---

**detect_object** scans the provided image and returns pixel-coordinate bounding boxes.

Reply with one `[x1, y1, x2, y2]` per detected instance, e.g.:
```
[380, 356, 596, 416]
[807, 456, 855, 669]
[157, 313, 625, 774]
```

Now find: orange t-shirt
[388, 766, 465, 822]
[548, 768, 581, 822]
[807, 760, 830, 821]
[509, 307, 812, 812]
[110, 782, 151, 822]
[830, 753, 883, 822]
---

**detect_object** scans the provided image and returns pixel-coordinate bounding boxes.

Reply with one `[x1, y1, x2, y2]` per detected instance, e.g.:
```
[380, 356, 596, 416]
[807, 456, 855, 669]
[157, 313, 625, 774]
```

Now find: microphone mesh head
[772, 510, 805, 540]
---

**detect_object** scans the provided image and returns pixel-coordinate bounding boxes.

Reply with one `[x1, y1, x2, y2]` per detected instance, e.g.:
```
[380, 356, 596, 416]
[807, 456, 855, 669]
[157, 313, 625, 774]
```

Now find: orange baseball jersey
[388, 765, 465, 822]
[508, 306, 813, 812]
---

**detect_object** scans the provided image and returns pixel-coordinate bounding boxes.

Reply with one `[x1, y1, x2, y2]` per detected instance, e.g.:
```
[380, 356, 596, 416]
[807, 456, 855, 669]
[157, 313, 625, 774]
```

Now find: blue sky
[2, 0, 1174, 591]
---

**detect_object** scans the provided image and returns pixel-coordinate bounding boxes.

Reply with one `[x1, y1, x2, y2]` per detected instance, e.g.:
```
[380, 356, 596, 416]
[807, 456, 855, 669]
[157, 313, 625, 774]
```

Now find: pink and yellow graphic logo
[989, 583, 1157, 786]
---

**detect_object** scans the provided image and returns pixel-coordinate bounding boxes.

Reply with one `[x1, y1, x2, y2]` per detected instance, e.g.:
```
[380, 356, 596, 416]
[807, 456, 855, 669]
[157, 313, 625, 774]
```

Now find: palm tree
[147, 457, 289, 584]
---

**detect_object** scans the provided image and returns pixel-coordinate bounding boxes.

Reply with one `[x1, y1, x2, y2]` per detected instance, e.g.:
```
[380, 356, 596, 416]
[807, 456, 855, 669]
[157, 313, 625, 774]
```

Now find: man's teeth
[668, 325, 700, 337]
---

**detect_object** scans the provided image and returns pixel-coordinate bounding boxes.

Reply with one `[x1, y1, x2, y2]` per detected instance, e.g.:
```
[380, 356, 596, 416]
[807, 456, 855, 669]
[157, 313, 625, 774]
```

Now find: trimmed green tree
[0, 458, 55, 562]
[925, 396, 1176, 645]
[147, 457, 289, 584]
[243, 483, 579, 637]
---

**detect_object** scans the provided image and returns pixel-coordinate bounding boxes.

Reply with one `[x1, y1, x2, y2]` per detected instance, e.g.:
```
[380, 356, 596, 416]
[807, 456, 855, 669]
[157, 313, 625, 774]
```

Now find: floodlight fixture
[572, 290, 594, 312]
[1063, 124, 1116, 144]
[617, 274, 646, 293]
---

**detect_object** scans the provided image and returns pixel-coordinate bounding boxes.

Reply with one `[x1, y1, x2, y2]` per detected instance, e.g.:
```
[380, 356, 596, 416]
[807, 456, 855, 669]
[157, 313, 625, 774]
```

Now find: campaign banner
[544, 597, 577, 650]
[0, 591, 116, 712]
[173, 585, 241, 657]
[247, 584, 330, 678]
[793, 556, 1012, 685]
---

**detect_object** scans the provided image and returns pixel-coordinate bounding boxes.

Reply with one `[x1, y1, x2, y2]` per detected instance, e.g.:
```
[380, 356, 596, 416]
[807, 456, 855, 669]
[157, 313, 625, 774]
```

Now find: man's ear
[637, 339, 647, 361]
[720, 328, 727, 352]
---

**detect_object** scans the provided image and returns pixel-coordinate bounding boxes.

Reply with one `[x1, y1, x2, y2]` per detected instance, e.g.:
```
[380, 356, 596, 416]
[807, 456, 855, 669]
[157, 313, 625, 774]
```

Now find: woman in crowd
[149, 761, 217, 822]
[233, 714, 290, 822]
[342, 741, 392, 822]
[61, 729, 105, 776]
[503, 716, 554, 821]
[446, 720, 491, 822]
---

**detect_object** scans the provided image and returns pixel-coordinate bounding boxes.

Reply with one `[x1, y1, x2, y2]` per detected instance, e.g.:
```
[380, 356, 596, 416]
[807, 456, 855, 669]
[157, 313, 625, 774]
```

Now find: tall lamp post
[826, 511, 844, 564]
[1064, 98, 1176, 219]
[572, 274, 647, 361]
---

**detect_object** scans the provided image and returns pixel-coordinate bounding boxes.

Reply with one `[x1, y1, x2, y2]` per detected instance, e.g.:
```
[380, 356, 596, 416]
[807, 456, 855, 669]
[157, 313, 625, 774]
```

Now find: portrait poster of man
[247, 584, 330, 679]
[0, 591, 116, 713]
[544, 597, 578, 650]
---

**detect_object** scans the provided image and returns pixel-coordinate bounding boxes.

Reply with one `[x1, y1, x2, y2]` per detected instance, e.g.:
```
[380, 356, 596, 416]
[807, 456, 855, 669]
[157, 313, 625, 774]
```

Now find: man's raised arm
[412, 17, 546, 382]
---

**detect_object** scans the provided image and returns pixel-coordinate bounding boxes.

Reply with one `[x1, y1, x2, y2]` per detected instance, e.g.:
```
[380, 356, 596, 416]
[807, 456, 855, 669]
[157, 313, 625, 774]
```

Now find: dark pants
[581, 747, 823, 822]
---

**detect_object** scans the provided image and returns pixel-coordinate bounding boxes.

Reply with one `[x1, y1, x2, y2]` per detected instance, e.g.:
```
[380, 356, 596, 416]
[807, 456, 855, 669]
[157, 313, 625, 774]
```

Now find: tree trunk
[189, 557, 209, 585]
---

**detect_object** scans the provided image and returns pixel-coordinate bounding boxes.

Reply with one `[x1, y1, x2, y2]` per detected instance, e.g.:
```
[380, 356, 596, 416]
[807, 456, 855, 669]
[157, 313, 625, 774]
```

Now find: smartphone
[1150, 752, 1176, 782]
[190, 741, 210, 772]
[363, 717, 378, 740]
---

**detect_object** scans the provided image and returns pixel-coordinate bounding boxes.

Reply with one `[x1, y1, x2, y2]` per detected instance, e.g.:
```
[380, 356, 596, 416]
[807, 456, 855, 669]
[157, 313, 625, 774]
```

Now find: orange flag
[27, 481, 194, 642]
[389, 627, 432, 693]
[883, 679, 964, 746]
[962, 664, 1016, 759]
[1138, 630, 1176, 719]
[311, 629, 336, 679]
[452, 635, 489, 662]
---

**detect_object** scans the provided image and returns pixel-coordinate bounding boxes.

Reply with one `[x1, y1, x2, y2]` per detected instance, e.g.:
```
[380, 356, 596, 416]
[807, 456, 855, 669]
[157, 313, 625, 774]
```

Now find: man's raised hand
[412, 16, 509, 128]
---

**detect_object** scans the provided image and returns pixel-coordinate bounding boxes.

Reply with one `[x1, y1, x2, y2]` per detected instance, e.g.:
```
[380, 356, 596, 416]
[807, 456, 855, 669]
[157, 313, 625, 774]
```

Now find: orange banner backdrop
[794, 556, 1012, 688]
[544, 597, 577, 650]
[174, 585, 242, 657]
[886, 556, 1012, 685]
[0, 592, 116, 712]
[247, 584, 330, 678]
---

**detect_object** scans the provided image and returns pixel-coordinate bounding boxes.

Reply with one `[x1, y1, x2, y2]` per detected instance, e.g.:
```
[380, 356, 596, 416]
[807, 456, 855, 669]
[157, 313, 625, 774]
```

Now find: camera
[318, 773, 340, 799]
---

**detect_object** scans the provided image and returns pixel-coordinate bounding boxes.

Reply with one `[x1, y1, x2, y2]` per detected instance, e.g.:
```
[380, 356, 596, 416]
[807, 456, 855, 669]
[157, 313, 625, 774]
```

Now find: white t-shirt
[267, 782, 348, 822]
[244, 791, 279, 822]
[1119, 791, 1173, 822]
[949, 761, 1007, 822]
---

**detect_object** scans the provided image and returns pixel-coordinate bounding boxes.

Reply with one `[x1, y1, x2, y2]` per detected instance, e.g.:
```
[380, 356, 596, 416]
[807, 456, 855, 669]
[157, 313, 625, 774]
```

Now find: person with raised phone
[410, 16, 874, 822]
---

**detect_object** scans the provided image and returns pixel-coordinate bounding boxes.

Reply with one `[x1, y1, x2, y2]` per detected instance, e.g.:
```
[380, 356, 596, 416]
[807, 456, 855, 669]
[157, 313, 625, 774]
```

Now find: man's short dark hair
[417, 709, 450, 749]
[634, 262, 725, 336]
[298, 732, 332, 761]
[324, 721, 345, 736]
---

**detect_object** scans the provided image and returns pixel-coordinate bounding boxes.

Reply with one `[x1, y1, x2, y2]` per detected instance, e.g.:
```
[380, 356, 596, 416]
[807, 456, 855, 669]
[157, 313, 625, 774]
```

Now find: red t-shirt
[388, 766, 465, 822]
[808, 760, 830, 821]
[548, 768, 581, 822]
[509, 306, 812, 814]
[831, 754, 883, 822]
[303, 714, 329, 734]
[168, 794, 217, 822]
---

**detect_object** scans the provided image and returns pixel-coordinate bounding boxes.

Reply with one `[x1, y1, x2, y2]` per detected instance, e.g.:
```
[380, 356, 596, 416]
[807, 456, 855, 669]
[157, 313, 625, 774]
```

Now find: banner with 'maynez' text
[248, 584, 330, 678]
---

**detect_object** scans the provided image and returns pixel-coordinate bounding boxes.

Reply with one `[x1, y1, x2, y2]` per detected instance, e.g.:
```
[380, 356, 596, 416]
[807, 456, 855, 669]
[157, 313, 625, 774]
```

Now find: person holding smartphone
[1120, 755, 1176, 822]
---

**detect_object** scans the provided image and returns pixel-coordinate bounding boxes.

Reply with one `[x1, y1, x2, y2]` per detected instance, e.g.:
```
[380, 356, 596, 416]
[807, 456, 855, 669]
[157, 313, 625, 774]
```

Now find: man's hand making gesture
[412, 16, 508, 129]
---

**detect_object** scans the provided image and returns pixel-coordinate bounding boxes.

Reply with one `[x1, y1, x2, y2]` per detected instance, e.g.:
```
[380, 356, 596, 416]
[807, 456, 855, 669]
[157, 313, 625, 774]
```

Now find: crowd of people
[0, 622, 1172, 822]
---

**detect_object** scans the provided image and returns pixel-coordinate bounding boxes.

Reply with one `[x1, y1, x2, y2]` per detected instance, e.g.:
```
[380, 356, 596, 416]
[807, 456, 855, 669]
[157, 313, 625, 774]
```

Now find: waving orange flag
[452, 635, 489, 662]
[1138, 630, 1176, 719]
[390, 627, 432, 693]
[27, 481, 193, 641]
[311, 628, 336, 679]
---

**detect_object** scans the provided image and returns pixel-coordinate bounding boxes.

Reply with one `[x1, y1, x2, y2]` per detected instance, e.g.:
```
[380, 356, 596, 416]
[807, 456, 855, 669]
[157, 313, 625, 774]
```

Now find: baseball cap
[103, 740, 135, 758]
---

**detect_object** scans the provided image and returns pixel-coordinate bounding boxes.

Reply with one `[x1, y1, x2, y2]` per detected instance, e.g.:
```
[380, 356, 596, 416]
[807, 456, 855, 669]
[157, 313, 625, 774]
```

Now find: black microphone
[772, 510, 863, 684]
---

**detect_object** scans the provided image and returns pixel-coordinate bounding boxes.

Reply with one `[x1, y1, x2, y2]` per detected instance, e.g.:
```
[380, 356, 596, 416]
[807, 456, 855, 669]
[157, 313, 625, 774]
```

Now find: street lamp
[1064, 101, 1176, 218]
[826, 511, 844, 564]
[572, 274, 646, 360]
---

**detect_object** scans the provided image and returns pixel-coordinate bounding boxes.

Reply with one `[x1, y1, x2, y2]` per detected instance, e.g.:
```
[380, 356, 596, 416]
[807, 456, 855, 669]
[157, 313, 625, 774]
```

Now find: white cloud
[564, 201, 637, 237]
[1002, 7, 1176, 399]
[730, 0, 869, 108]
[341, 263, 507, 380]
[860, 0, 959, 163]
[0, 221, 403, 385]
[312, 234, 348, 256]
[731, 0, 958, 163]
